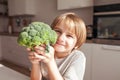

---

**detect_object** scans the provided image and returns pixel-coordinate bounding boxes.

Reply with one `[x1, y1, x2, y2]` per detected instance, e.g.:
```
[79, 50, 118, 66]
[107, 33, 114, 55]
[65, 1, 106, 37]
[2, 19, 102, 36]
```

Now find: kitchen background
[0, 0, 120, 80]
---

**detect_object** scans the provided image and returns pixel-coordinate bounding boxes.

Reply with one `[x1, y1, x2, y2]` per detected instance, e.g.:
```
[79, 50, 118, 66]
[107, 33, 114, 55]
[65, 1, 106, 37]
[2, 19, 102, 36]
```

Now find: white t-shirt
[40, 50, 86, 80]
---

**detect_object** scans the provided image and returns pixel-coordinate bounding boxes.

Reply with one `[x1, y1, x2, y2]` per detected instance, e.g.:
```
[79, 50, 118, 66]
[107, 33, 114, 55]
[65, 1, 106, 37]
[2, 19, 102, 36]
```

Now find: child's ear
[74, 46, 78, 49]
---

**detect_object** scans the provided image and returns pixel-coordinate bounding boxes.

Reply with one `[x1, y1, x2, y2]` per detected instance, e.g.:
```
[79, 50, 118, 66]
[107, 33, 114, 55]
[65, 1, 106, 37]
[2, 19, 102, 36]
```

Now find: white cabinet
[57, 0, 93, 10]
[80, 43, 93, 80]
[80, 43, 120, 80]
[1, 36, 31, 68]
[8, 0, 36, 16]
[92, 44, 120, 80]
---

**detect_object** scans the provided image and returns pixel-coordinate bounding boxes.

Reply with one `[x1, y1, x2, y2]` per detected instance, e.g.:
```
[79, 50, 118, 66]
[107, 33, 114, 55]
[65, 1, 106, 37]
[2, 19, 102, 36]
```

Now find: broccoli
[17, 22, 57, 52]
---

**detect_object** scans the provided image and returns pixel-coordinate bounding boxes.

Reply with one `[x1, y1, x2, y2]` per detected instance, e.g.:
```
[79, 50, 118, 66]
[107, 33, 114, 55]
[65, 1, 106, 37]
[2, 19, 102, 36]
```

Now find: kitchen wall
[33, 0, 93, 25]
[1, 0, 120, 32]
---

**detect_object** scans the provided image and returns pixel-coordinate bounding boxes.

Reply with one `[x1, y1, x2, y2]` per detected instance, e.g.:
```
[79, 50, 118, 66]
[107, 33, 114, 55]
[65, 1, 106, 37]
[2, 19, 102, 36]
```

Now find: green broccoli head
[17, 22, 57, 52]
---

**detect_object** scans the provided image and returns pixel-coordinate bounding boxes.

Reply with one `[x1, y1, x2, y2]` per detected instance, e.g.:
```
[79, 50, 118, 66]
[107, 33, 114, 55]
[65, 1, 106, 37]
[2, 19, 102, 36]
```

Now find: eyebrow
[67, 32, 75, 36]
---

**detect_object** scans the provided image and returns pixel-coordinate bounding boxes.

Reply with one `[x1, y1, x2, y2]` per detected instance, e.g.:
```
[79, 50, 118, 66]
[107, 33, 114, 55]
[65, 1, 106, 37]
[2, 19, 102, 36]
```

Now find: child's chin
[54, 46, 65, 52]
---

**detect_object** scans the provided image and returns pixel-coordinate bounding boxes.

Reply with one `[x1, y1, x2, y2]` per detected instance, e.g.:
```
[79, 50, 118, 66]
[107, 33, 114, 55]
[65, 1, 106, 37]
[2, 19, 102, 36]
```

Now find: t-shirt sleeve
[63, 52, 86, 80]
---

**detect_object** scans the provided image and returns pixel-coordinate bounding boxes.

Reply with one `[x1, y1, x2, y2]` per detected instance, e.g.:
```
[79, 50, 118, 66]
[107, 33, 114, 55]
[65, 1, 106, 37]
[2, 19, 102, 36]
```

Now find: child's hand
[27, 48, 41, 64]
[33, 45, 55, 65]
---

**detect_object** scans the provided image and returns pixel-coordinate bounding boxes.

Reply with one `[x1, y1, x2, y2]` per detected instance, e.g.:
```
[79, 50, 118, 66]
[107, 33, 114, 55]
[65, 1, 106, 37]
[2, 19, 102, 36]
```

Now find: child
[28, 12, 86, 80]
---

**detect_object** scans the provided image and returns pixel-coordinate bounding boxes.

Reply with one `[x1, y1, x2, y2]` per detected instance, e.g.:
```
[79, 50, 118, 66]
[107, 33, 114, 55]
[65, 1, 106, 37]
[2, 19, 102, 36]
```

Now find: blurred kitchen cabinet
[1, 36, 31, 68]
[92, 44, 120, 80]
[94, 0, 120, 6]
[0, 0, 8, 16]
[57, 0, 93, 10]
[80, 43, 120, 80]
[8, 0, 36, 16]
[80, 43, 93, 80]
[0, 36, 1, 60]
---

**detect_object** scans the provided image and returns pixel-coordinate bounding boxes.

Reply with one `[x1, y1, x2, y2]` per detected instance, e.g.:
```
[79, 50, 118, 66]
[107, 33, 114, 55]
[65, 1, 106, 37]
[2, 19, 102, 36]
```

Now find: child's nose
[58, 34, 66, 42]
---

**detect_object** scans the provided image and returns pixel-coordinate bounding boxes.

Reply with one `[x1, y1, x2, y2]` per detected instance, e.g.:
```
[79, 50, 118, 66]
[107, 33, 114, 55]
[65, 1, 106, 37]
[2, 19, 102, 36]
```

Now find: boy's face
[53, 23, 77, 58]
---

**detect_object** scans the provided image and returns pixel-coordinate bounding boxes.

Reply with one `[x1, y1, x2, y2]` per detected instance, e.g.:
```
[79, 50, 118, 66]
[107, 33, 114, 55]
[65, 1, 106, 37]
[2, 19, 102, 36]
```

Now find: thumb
[49, 46, 54, 54]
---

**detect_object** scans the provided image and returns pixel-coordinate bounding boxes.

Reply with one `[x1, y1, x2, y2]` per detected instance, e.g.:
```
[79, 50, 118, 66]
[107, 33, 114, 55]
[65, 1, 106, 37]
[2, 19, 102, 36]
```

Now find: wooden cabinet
[92, 44, 120, 80]
[57, 0, 93, 10]
[8, 0, 36, 16]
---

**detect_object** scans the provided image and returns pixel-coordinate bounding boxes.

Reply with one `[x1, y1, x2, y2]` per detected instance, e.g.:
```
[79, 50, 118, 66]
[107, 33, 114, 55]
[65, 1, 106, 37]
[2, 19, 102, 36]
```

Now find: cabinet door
[57, 0, 93, 10]
[92, 44, 120, 80]
[80, 43, 93, 80]
[8, 0, 35, 16]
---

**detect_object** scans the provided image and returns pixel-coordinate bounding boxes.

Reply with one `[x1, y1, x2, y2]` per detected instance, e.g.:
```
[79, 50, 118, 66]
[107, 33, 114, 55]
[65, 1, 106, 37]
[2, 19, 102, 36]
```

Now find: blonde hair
[51, 12, 86, 49]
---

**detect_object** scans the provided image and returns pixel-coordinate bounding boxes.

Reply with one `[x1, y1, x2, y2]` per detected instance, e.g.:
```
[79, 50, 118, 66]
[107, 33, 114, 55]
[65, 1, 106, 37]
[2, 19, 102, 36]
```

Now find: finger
[34, 46, 45, 55]
[43, 46, 55, 58]
[28, 55, 34, 60]
[49, 46, 54, 54]
[35, 46, 45, 51]
[34, 53, 45, 60]
[29, 56, 40, 60]
[27, 48, 31, 51]
[45, 46, 54, 54]
[28, 56, 41, 64]
[28, 52, 40, 60]
[29, 52, 35, 56]
[40, 44, 46, 48]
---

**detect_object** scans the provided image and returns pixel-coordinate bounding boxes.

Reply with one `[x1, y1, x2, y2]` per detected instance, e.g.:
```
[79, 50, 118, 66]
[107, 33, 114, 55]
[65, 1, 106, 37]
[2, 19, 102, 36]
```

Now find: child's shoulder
[73, 50, 85, 57]
[71, 50, 86, 61]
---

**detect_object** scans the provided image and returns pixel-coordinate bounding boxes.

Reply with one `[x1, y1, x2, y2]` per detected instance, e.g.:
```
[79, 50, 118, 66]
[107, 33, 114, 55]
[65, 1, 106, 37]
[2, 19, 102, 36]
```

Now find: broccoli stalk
[17, 22, 57, 53]
[45, 42, 50, 53]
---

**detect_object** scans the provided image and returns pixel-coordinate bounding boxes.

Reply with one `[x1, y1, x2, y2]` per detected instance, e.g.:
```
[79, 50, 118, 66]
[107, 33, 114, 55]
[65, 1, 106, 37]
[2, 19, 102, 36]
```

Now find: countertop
[0, 32, 20, 37]
[86, 39, 120, 46]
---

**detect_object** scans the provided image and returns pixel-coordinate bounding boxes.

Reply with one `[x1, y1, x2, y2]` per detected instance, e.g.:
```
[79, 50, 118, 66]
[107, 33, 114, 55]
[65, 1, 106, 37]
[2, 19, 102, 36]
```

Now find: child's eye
[67, 35, 73, 38]
[54, 30, 61, 34]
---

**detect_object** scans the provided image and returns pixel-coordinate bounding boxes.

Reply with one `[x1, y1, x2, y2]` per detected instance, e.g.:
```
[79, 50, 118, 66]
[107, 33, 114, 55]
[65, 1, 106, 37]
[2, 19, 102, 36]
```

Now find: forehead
[54, 19, 76, 34]
[55, 22, 75, 34]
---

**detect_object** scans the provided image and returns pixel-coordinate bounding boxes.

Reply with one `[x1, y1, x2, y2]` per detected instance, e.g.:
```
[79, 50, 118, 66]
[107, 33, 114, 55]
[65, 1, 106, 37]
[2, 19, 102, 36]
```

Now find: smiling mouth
[56, 42, 65, 46]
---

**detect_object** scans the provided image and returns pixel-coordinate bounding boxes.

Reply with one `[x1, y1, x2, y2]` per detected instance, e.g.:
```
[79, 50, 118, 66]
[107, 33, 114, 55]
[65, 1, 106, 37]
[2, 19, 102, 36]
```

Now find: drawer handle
[102, 45, 120, 51]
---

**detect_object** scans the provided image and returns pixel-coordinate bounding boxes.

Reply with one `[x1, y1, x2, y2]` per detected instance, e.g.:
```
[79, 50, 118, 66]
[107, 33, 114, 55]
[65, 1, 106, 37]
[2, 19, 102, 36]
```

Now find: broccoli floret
[17, 22, 57, 52]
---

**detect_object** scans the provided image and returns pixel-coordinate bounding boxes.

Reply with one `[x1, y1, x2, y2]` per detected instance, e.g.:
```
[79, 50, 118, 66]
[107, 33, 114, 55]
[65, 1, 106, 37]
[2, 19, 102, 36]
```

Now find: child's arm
[47, 59, 64, 80]
[31, 63, 42, 80]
